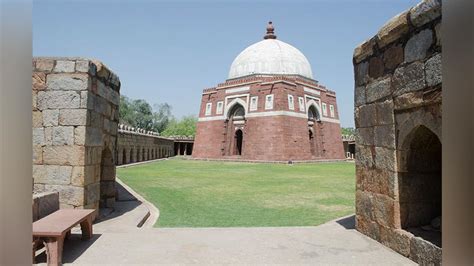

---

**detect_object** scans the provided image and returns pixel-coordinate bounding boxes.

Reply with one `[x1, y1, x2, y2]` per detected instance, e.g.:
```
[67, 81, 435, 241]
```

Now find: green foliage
[341, 127, 355, 135]
[119, 96, 172, 132]
[161, 115, 197, 137]
[117, 158, 355, 227]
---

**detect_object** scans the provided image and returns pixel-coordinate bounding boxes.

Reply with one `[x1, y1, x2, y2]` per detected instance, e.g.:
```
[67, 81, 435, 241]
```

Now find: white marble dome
[228, 33, 313, 79]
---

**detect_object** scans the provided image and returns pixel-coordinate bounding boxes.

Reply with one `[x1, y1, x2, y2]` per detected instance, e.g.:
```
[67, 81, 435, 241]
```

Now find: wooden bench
[33, 209, 95, 265]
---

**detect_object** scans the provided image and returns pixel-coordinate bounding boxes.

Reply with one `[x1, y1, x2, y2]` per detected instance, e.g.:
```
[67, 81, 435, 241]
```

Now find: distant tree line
[341, 127, 355, 135]
[119, 95, 197, 136]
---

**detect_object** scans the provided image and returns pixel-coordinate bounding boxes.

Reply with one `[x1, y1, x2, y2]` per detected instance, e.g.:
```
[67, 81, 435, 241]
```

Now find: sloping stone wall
[33, 57, 121, 211]
[116, 125, 174, 165]
[353, 0, 441, 265]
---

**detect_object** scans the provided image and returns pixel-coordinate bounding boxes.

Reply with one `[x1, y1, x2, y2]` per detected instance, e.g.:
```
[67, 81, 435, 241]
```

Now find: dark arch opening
[228, 103, 245, 120]
[399, 125, 441, 247]
[122, 149, 126, 165]
[136, 148, 140, 162]
[308, 105, 320, 122]
[234, 129, 243, 155]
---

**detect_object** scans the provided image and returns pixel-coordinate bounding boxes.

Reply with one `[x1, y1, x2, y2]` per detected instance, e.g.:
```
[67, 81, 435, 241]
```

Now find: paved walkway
[35, 181, 415, 265]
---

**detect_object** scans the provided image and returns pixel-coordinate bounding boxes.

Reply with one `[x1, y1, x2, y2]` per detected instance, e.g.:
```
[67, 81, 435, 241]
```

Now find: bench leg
[44, 236, 64, 266]
[80, 216, 93, 240]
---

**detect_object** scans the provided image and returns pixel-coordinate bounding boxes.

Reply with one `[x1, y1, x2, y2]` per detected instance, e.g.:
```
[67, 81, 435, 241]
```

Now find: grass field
[117, 158, 355, 227]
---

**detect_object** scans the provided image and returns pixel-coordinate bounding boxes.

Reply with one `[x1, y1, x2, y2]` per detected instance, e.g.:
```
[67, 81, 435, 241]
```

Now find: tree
[161, 115, 197, 137]
[119, 95, 172, 132]
[152, 103, 172, 133]
[341, 127, 355, 135]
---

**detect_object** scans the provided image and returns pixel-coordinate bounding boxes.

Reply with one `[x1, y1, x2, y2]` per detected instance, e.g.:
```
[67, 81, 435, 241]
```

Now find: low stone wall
[33, 57, 120, 210]
[353, 0, 441, 265]
[33, 192, 59, 222]
[117, 125, 174, 165]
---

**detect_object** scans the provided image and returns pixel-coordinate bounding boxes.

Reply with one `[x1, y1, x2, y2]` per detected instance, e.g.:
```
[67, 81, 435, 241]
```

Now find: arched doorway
[122, 149, 127, 165]
[307, 105, 320, 157]
[398, 125, 441, 246]
[234, 129, 243, 155]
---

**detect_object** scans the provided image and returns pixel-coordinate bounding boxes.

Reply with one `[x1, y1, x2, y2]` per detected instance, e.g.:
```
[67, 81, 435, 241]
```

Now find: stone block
[33, 165, 72, 185]
[85, 182, 100, 205]
[354, 85, 366, 107]
[353, 37, 376, 63]
[43, 145, 86, 165]
[374, 125, 396, 149]
[97, 81, 120, 106]
[74, 126, 86, 145]
[374, 147, 396, 171]
[100, 181, 116, 198]
[53, 60, 75, 73]
[404, 29, 433, 63]
[394, 91, 424, 110]
[35, 59, 54, 72]
[366, 77, 392, 103]
[409, 0, 442, 27]
[71, 165, 96, 186]
[434, 23, 441, 46]
[85, 127, 103, 146]
[373, 194, 397, 227]
[356, 190, 374, 220]
[355, 144, 374, 168]
[42, 109, 59, 126]
[33, 145, 43, 164]
[383, 45, 404, 71]
[357, 104, 377, 127]
[377, 11, 409, 48]
[44, 127, 53, 145]
[47, 73, 89, 91]
[32, 111, 42, 127]
[33, 72, 46, 90]
[375, 100, 394, 125]
[59, 109, 88, 126]
[52, 126, 74, 146]
[33, 128, 45, 145]
[356, 127, 374, 146]
[44, 184, 85, 207]
[37, 91, 80, 109]
[410, 236, 442, 265]
[393, 62, 425, 96]
[368, 57, 384, 79]
[381, 228, 413, 257]
[354, 61, 369, 86]
[80, 91, 93, 109]
[33, 192, 60, 219]
[356, 215, 381, 241]
[425, 53, 441, 87]
[32, 91, 38, 111]
[75, 60, 90, 72]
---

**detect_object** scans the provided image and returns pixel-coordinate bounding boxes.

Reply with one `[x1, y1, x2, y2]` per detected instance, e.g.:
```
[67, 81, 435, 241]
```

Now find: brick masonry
[33, 57, 121, 211]
[193, 75, 345, 161]
[353, 0, 442, 264]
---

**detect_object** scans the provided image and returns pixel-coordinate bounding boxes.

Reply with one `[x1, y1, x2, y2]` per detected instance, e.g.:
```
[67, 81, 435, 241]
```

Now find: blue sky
[33, 0, 419, 128]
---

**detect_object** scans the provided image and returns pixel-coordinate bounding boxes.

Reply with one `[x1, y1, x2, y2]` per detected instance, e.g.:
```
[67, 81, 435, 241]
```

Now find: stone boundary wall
[116, 124, 174, 165]
[33, 57, 120, 210]
[353, 0, 441, 265]
[187, 157, 349, 164]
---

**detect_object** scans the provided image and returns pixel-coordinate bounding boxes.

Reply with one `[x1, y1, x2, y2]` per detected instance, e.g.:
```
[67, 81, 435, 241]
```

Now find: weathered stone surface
[354, 38, 376, 63]
[374, 147, 396, 171]
[71, 166, 96, 186]
[32, 111, 43, 127]
[85, 182, 100, 205]
[409, 0, 441, 27]
[434, 23, 441, 46]
[393, 62, 425, 96]
[425, 53, 441, 87]
[33, 145, 43, 164]
[74, 126, 86, 145]
[59, 109, 88, 126]
[35, 59, 54, 72]
[44, 184, 85, 207]
[374, 125, 396, 149]
[52, 126, 74, 146]
[375, 100, 394, 125]
[381, 228, 413, 257]
[34, 192, 60, 220]
[33, 128, 45, 145]
[43, 145, 86, 165]
[355, 86, 366, 107]
[356, 215, 381, 242]
[80, 91, 93, 109]
[377, 11, 409, 48]
[368, 57, 384, 79]
[93, 96, 111, 117]
[405, 29, 433, 63]
[354, 61, 369, 86]
[383, 45, 404, 71]
[42, 109, 59, 126]
[54, 60, 75, 73]
[394, 91, 424, 110]
[37, 91, 80, 109]
[410, 236, 442, 265]
[44, 127, 53, 146]
[97, 81, 120, 106]
[357, 104, 377, 127]
[373, 194, 396, 227]
[33, 72, 46, 90]
[356, 190, 374, 220]
[47, 73, 89, 91]
[75, 60, 90, 72]
[366, 77, 392, 103]
[33, 165, 72, 185]
[32, 91, 38, 110]
[86, 127, 103, 146]
[355, 144, 374, 168]
[356, 127, 374, 146]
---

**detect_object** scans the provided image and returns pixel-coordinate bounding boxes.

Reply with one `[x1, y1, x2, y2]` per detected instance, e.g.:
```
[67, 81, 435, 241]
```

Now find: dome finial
[264, 21, 277, 39]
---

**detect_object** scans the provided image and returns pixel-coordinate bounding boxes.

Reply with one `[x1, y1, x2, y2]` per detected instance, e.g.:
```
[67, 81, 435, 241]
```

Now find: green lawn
[117, 158, 355, 227]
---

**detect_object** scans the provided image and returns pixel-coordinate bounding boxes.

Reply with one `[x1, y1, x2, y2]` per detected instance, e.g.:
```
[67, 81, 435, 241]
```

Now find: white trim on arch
[305, 99, 322, 116]
[225, 97, 248, 118]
